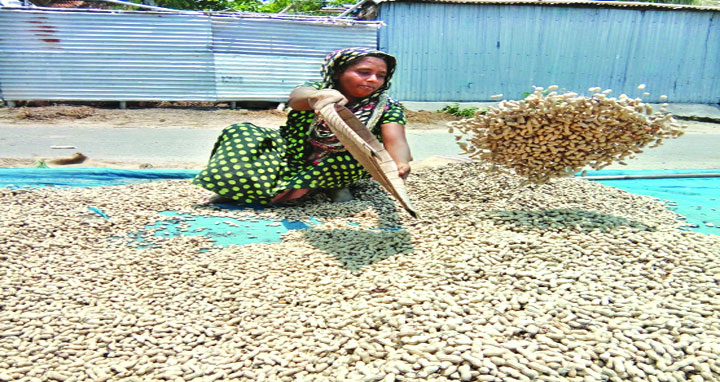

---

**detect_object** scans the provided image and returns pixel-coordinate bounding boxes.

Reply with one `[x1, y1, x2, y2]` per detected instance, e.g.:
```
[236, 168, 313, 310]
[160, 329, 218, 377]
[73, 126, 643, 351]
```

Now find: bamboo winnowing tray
[318, 104, 418, 218]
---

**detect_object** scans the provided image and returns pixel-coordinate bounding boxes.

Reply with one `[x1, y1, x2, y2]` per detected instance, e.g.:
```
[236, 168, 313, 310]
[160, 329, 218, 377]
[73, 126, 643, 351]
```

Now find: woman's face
[335, 56, 388, 102]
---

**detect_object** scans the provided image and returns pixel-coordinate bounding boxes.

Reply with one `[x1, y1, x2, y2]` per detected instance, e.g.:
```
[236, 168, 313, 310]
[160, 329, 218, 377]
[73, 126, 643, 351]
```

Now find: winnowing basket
[318, 104, 418, 218]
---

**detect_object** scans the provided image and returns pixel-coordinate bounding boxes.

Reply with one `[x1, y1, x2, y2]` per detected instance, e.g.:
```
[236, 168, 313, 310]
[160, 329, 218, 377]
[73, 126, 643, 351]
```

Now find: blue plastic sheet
[582, 169, 720, 235]
[130, 211, 315, 248]
[1, 167, 718, 235]
[0, 167, 199, 188]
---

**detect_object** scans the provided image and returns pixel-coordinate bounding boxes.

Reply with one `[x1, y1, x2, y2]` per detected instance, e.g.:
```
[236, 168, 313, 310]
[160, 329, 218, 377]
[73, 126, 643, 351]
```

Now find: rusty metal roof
[375, 0, 720, 12]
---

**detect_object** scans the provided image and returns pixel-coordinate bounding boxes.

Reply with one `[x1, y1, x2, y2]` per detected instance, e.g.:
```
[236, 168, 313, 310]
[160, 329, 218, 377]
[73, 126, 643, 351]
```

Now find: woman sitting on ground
[193, 47, 412, 205]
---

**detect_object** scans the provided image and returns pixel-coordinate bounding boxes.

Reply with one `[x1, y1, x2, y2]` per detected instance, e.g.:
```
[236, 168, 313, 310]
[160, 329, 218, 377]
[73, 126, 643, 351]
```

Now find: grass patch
[440, 104, 485, 118]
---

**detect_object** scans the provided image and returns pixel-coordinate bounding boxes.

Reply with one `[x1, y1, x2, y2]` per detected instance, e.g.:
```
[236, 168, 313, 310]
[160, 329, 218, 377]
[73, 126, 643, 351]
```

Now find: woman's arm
[289, 87, 347, 111]
[381, 123, 413, 180]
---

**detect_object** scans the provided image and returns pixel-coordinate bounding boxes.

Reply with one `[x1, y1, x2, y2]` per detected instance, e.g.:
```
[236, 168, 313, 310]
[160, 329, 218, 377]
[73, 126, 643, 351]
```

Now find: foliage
[36, 0, 708, 12]
[148, 0, 235, 11]
[33, 160, 49, 168]
[115, 0, 260, 11]
[258, 0, 325, 14]
[133, 0, 356, 13]
[228, 0, 262, 12]
[440, 103, 480, 118]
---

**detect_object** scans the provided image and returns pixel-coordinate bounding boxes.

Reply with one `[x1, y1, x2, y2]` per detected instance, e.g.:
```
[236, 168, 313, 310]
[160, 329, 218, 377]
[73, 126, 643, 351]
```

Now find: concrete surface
[1, 122, 719, 170]
[0, 126, 465, 166]
[1, 103, 719, 170]
[0, 127, 220, 165]
[663, 104, 720, 122]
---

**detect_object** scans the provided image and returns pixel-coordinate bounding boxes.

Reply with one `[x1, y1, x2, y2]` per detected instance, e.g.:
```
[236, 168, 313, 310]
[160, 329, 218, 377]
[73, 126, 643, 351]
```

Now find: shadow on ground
[300, 183, 414, 272]
[189, 180, 415, 271]
[302, 228, 413, 272]
[484, 208, 653, 233]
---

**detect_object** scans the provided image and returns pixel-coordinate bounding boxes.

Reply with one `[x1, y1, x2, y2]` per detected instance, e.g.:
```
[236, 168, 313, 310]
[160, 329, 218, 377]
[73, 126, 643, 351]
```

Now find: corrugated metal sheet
[214, 54, 320, 101]
[0, 8, 380, 102]
[0, 9, 216, 101]
[379, 2, 720, 103]
[378, 0, 720, 12]
[211, 17, 378, 100]
[0, 0, 22, 7]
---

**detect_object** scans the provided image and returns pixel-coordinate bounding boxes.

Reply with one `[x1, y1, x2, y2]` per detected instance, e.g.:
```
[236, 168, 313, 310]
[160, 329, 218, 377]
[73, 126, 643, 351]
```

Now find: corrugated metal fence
[0, 8, 379, 102]
[378, 1, 720, 103]
[3, 4, 718, 104]
[211, 16, 378, 101]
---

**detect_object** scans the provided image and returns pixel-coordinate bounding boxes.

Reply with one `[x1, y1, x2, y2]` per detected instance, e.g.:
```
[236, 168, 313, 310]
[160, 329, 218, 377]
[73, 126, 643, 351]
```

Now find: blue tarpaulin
[582, 169, 720, 235]
[130, 210, 317, 248]
[0, 167, 200, 188]
[1, 167, 718, 235]
[0, 168, 325, 247]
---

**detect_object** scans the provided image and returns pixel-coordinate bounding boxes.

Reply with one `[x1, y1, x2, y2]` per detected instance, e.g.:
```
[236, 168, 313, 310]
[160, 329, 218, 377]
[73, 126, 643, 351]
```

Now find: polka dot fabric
[193, 104, 406, 205]
[193, 124, 286, 204]
[193, 48, 406, 205]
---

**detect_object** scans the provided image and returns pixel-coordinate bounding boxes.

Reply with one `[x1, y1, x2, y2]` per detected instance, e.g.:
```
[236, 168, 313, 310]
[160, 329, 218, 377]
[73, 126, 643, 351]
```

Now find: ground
[1, 103, 718, 170]
[0, 103, 463, 168]
[0, 103, 458, 130]
[0, 104, 290, 131]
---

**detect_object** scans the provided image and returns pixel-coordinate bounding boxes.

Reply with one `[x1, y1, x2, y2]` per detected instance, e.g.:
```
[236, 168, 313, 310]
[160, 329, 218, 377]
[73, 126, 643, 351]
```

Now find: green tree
[259, 0, 324, 13]
[226, 0, 262, 12]
[148, 0, 235, 11]
[144, 0, 351, 12]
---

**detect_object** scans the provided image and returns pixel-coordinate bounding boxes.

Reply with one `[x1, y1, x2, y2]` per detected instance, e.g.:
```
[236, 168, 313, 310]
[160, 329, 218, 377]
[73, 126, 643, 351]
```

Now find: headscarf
[308, 47, 401, 161]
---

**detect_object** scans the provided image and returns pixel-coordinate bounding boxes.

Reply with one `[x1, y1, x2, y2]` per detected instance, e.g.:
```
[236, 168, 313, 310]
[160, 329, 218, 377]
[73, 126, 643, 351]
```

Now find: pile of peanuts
[1, 162, 719, 382]
[449, 86, 687, 183]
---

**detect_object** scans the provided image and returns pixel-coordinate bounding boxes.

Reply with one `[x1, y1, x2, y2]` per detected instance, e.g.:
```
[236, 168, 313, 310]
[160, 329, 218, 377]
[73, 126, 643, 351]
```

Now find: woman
[193, 47, 412, 205]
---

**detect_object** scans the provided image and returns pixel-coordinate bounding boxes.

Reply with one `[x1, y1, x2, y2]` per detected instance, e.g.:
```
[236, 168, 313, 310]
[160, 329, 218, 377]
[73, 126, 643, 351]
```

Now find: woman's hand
[307, 89, 348, 112]
[288, 87, 347, 112]
[396, 162, 411, 181]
